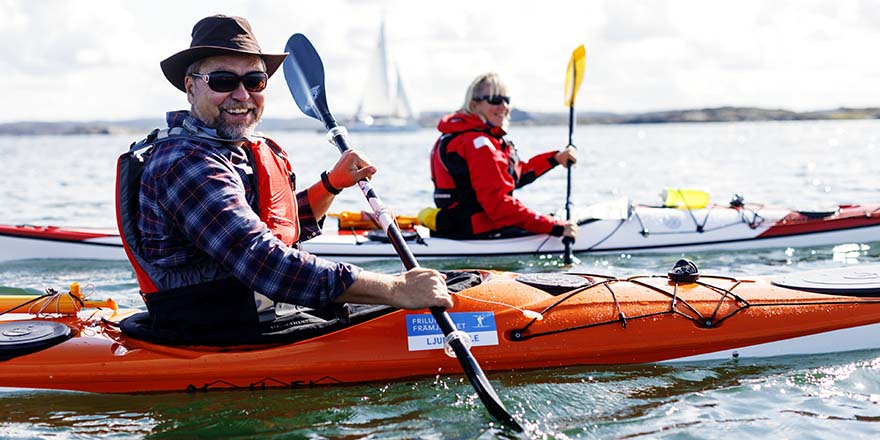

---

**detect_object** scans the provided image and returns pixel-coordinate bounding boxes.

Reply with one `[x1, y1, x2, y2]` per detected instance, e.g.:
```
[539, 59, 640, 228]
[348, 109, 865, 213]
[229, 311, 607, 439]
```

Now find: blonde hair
[459, 72, 509, 115]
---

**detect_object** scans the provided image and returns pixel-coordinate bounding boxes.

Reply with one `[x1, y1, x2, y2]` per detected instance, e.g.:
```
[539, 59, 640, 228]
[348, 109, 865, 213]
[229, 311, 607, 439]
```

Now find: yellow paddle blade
[564, 44, 587, 107]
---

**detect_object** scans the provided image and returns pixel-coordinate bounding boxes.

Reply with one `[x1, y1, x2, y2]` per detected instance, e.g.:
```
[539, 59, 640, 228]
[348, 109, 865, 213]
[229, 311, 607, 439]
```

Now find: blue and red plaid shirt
[138, 110, 360, 308]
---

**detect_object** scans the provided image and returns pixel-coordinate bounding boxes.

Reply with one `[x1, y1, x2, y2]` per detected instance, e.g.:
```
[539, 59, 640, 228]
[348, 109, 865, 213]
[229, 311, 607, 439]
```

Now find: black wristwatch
[320, 170, 342, 195]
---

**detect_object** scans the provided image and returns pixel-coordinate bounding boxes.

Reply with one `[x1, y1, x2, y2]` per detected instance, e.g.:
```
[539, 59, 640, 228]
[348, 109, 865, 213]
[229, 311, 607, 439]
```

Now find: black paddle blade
[282, 33, 330, 125]
[449, 338, 525, 432]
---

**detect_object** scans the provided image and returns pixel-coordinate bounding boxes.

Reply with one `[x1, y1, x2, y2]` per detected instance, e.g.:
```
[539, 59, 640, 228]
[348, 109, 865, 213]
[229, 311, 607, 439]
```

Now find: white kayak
[1, 199, 879, 262]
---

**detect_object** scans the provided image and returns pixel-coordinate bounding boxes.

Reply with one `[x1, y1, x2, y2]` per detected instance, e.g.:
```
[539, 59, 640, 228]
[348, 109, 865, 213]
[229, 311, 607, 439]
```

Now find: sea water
[0, 120, 879, 438]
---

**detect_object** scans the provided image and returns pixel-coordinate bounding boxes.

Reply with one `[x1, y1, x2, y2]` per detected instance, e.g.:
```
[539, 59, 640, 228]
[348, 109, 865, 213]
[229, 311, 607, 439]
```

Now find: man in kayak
[117, 15, 451, 340]
[422, 72, 579, 240]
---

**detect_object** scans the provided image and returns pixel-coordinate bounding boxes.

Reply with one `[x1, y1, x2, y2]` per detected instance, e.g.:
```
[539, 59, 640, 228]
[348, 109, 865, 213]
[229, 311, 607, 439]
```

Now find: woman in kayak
[424, 72, 579, 240]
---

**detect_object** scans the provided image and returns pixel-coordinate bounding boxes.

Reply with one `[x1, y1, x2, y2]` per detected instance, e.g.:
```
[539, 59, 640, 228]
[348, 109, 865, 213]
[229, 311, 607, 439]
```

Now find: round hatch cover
[771, 265, 880, 297]
[0, 321, 72, 359]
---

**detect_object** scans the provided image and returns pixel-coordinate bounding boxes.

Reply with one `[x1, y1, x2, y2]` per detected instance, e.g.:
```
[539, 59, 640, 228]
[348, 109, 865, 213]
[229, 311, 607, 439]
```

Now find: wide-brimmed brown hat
[160, 15, 287, 92]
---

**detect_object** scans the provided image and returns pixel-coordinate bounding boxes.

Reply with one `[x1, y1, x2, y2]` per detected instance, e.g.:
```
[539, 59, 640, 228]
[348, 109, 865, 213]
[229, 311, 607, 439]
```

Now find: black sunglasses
[474, 95, 511, 105]
[188, 71, 269, 93]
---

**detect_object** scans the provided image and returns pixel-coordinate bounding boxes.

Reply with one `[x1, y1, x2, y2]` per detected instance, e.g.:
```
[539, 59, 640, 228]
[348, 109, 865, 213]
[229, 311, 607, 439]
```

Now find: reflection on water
[3, 350, 877, 438]
[833, 243, 872, 264]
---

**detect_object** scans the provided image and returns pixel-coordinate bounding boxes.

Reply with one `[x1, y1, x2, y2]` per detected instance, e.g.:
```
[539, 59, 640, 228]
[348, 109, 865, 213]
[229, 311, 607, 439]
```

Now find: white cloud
[0, 0, 877, 122]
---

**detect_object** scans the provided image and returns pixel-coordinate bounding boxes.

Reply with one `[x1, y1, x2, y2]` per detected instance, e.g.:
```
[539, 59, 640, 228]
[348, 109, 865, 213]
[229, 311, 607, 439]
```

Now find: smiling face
[185, 54, 266, 139]
[465, 74, 511, 130]
[470, 94, 510, 129]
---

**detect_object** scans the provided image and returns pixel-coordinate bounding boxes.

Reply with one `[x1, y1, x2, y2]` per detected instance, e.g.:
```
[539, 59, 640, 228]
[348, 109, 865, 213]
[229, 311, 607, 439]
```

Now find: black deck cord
[636, 217, 771, 237]
[510, 277, 616, 340]
[700, 278, 747, 323]
[603, 283, 628, 328]
[627, 275, 753, 327]
[675, 189, 701, 231]
[635, 200, 770, 237]
[738, 204, 766, 229]
[633, 207, 650, 237]
[582, 218, 628, 251]
[512, 275, 758, 340]
[634, 203, 716, 236]
[512, 275, 740, 340]
[672, 188, 712, 233]
[628, 276, 707, 321]
[696, 205, 714, 232]
[513, 273, 880, 341]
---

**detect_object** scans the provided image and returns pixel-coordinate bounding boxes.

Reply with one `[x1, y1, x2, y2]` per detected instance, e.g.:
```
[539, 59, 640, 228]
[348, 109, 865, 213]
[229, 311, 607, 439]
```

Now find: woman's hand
[562, 220, 578, 239]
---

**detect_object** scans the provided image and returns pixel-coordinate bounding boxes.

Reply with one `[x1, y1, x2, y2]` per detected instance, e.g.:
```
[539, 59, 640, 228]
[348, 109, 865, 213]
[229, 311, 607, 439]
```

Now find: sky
[1, 0, 878, 123]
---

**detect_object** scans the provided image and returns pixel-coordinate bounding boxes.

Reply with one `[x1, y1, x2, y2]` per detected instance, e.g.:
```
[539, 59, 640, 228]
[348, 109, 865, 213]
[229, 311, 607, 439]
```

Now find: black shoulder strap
[434, 128, 496, 172]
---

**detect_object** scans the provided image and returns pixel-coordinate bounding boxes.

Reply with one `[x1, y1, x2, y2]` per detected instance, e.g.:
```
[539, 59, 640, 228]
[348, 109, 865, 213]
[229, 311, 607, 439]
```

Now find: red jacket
[430, 112, 563, 236]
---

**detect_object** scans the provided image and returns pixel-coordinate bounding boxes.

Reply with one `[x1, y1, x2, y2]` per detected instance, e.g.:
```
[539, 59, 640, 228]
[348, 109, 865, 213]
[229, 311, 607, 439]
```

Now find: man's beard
[216, 119, 258, 139]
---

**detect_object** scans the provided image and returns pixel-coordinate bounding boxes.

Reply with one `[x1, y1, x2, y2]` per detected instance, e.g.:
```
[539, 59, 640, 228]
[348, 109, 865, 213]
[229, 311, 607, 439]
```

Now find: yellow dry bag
[661, 188, 710, 209]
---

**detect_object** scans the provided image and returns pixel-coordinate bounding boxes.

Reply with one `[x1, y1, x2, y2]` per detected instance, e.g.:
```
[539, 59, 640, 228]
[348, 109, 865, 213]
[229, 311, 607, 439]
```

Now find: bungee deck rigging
[510, 271, 880, 342]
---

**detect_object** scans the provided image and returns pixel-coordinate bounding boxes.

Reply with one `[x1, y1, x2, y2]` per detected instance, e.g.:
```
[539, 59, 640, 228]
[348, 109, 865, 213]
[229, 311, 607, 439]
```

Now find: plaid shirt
[138, 111, 360, 309]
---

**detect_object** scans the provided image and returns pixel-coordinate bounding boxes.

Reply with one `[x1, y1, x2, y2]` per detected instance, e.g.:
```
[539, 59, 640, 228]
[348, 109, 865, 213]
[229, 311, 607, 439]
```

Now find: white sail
[350, 20, 419, 132]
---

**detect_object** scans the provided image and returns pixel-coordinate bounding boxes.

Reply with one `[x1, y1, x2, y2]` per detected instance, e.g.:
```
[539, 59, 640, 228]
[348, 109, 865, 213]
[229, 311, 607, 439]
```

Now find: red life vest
[428, 112, 562, 237]
[249, 137, 300, 246]
[116, 128, 300, 295]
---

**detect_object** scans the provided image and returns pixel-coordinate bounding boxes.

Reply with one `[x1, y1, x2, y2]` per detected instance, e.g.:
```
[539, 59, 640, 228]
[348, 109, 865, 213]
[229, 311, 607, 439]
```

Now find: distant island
[1, 106, 878, 136]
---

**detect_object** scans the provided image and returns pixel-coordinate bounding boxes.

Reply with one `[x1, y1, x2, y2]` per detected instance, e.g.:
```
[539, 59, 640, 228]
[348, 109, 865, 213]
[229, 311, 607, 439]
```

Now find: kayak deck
[1, 266, 880, 393]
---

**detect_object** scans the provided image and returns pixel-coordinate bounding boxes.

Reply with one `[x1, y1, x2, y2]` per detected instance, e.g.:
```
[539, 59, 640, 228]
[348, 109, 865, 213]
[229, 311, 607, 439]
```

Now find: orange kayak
[1, 264, 879, 394]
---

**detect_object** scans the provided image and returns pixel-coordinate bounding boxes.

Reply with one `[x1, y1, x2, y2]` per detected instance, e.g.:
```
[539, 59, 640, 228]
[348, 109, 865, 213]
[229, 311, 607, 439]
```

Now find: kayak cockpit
[117, 270, 488, 348]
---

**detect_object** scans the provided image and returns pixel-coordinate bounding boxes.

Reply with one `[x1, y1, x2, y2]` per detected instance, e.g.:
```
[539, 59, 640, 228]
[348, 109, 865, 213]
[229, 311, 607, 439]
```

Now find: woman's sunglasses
[188, 71, 269, 93]
[474, 95, 511, 105]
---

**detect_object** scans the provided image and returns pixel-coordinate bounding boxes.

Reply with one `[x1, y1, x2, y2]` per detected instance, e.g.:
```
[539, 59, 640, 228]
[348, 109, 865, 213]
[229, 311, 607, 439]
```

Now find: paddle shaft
[562, 70, 577, 264]
[323, 119, 522, 431]
[566, 104, 575, 222]
[283, 33, 522, 431]
[325, 123, 462, 328]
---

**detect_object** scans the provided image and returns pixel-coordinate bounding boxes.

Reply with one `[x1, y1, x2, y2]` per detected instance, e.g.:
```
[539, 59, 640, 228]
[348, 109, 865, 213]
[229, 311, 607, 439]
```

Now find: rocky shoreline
[2, 107, 878, 136]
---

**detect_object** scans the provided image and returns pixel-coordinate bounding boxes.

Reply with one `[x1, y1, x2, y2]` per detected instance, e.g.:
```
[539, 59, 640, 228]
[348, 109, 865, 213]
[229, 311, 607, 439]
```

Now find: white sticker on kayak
[406, 312, 498, 351]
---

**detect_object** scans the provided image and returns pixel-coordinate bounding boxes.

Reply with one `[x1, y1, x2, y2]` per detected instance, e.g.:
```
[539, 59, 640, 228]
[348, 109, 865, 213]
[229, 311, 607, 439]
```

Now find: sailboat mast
[377, 20, 393, 111]
[351, 17, 418, 129]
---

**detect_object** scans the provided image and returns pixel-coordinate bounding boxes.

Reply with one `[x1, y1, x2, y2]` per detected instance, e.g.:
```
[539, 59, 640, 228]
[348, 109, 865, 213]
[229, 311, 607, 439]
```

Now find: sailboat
[347, 20, 420, 132]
